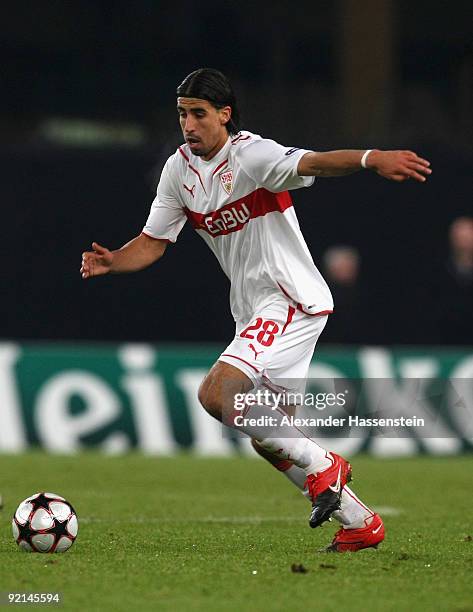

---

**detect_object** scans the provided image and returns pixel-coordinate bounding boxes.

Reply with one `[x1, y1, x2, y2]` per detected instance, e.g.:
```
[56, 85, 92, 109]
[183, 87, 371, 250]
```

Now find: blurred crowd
[321, 216, 473, 345]
[429, 217, 473, 344]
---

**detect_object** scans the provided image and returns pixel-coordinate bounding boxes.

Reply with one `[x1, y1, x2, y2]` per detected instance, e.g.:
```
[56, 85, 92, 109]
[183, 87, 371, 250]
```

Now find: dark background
[1, 1, 472, 345]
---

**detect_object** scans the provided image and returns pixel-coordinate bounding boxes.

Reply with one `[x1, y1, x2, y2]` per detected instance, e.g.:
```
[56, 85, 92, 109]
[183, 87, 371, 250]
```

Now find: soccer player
[81, 68, 431, 552]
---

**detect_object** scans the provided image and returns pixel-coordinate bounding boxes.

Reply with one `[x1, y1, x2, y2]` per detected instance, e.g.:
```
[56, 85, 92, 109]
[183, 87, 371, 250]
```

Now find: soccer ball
[12, 493, 78, 553]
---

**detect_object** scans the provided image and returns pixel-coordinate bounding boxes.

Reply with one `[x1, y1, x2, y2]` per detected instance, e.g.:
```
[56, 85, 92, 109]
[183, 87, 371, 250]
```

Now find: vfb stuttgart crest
[220, 169, 233, 195]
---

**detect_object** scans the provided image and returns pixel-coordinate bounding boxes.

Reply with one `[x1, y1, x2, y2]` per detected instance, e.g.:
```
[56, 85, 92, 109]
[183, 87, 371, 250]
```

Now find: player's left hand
[366, 150, 432, 182]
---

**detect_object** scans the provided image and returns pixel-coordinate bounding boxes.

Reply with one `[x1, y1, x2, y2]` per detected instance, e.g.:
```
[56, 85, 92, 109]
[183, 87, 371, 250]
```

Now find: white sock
[234, 405, 332, 474]
[277, 463, 312, 500]
[259, 436, 332, 474]
[332, 486, 375, 529]
[274, 461, 374, 529]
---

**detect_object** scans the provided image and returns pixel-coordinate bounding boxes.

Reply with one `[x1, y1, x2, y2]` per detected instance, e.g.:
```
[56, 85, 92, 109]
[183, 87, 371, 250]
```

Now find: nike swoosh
[372, 524, 382, 535]
[328, 467, 342, 493]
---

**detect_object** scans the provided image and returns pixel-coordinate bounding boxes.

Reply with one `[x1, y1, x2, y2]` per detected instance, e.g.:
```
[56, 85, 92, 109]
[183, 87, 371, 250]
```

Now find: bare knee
[198, 373, 224, 421]
[198, 361, 253, 422]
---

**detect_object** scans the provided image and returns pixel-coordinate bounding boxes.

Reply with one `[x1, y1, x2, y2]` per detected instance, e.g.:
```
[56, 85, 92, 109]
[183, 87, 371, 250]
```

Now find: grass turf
[0, 453, 472, 611]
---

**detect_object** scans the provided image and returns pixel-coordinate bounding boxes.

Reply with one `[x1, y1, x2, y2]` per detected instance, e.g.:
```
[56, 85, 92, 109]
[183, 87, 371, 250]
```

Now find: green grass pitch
[0, 453, 472, 611]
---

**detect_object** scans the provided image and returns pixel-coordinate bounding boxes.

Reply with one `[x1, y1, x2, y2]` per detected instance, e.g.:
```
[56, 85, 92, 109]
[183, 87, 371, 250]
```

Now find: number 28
[240, 318, 279, 347]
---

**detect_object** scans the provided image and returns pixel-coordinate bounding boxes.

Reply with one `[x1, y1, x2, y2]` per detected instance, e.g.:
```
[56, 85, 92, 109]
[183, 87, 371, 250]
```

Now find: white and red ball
[12, 493, 78, 553]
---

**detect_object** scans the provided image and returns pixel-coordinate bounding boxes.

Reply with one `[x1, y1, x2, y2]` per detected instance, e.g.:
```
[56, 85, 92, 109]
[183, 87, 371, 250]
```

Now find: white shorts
[219, 298, 328, 394]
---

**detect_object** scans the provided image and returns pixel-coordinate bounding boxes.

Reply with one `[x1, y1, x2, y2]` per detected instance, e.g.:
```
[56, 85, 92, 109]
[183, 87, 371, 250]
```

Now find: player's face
[177, 97, 231, 160]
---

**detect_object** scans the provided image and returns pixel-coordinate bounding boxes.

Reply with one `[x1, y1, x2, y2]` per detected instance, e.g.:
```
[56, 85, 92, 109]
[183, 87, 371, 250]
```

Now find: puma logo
[183, 184, 196, 198]
[248, 343, 264, 360]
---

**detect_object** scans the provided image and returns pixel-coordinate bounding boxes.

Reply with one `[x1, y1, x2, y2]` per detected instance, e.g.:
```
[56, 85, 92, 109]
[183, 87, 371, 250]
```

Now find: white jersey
[143, 130, 333, 324]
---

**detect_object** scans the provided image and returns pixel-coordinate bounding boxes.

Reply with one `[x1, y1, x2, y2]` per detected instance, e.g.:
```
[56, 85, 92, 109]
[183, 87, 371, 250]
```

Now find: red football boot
[324, 513, 385, 552]
[305, 453, 352, 528]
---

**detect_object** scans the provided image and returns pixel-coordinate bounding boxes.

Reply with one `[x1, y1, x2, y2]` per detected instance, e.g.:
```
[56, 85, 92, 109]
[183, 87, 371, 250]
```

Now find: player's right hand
[81, 242, 114, 279]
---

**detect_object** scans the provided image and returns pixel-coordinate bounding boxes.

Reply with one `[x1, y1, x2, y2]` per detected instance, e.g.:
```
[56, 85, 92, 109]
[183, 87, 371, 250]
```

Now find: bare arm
[297, 149, 432, 182]
[81, 233, 168, 279]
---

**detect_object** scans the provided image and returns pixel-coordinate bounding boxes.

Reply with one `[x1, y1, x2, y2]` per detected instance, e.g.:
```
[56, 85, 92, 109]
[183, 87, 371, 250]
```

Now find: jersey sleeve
[142, 156, 187, 243]
[236, 138, 315, 192]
